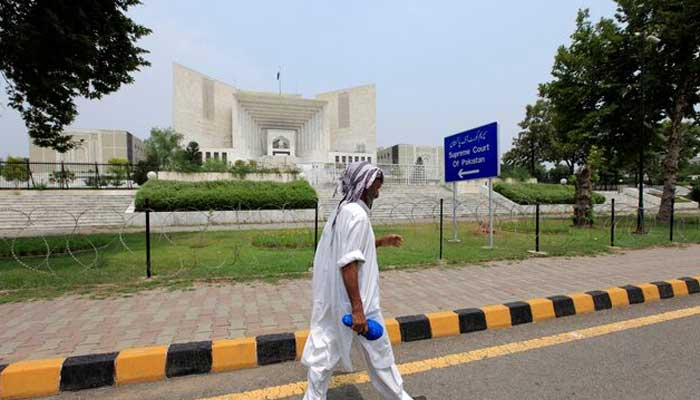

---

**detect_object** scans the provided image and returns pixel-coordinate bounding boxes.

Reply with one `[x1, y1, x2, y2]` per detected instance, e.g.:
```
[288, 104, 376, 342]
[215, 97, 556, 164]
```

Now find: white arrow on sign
[458, 169, 479, 179]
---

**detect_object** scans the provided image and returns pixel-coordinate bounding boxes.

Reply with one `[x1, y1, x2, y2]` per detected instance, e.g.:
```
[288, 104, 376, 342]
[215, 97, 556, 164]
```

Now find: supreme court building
[172, 63, 376, 166]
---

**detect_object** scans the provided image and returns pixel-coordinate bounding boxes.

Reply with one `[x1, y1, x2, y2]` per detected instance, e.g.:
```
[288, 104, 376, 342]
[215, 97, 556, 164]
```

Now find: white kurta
[301, 200, 394, 372]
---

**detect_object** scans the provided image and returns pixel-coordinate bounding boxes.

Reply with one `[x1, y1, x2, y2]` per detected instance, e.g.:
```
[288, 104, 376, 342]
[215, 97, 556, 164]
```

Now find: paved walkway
[1, 245, 699, 364]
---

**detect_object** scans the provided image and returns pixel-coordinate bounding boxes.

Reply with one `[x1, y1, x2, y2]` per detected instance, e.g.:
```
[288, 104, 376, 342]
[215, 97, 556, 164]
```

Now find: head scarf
[332, 161, 383, 227]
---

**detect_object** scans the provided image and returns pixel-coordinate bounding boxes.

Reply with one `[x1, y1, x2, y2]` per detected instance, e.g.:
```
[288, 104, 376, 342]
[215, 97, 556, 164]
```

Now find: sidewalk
[1, 245, 699, 364]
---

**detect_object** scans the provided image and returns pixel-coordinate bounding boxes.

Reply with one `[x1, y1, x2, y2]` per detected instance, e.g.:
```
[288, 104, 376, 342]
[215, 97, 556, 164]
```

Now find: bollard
[145, 198, 152, 279]
[670, 196, 675, 242]
[439, 198, 444, 260]
[610, 198, 615, 247]
[535, 203, 540, 253]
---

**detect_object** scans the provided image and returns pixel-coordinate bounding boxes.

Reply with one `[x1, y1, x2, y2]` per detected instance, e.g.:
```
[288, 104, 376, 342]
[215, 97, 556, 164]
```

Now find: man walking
[301, 161, 419, 400]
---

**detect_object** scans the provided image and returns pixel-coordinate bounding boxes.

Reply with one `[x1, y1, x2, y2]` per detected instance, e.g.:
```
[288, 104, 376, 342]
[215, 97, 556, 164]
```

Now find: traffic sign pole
[488, 177, 494, 248]
[451, 181, 460, 242]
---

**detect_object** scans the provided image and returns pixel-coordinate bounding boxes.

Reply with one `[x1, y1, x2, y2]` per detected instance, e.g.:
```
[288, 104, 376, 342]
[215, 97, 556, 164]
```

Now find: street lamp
[634, 32, 661, 234]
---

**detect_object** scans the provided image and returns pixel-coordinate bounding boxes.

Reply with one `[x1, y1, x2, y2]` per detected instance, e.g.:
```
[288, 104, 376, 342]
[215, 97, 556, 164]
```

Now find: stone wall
[157, 171, 300, 183]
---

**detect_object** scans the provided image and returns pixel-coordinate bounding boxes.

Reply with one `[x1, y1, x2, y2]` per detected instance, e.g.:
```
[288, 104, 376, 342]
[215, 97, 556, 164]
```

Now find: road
[53, 295, 700, 400]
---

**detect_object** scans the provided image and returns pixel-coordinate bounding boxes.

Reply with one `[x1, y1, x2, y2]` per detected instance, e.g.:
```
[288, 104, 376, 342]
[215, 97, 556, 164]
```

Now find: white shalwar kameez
[301, 200, 413, 400]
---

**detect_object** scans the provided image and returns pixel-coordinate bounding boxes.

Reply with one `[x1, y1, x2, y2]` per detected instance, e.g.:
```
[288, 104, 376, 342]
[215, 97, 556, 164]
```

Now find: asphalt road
[53, 295, 700, 400]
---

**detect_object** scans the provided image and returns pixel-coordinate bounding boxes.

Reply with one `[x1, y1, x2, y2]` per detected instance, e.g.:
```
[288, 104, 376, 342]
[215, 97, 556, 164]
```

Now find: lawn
[1, 213, 699, 303]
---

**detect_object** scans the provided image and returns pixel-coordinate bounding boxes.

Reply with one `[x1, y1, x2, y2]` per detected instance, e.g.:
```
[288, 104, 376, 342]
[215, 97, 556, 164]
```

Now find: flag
[276, 71, 280, 80]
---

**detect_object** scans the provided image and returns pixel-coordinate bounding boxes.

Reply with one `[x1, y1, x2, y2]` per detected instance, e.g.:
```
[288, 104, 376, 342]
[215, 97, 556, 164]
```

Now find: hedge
[134, 180, 318, 211]
[494, 182, 606, 205]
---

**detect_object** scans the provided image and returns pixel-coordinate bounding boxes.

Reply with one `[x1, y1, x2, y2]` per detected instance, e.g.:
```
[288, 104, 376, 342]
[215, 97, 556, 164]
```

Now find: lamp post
[634, 32, 661, 234]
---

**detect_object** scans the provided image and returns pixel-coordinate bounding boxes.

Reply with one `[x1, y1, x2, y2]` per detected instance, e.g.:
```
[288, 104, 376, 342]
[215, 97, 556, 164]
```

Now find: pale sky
[0, 0, 618, 160]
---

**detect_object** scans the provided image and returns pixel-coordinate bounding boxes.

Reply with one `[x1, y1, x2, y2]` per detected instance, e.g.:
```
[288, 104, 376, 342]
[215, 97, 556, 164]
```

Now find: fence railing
[0, 161, 158, 190]
[298, 162, 444, 186]
[0, 196, 698, 303]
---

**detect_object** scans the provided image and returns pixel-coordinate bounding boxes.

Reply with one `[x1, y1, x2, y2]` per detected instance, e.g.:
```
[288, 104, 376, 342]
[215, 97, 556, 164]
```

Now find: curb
[1, 275, 699, 399]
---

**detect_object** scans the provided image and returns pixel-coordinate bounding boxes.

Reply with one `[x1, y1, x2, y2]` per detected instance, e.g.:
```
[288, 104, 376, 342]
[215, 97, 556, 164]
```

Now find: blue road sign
[444, 122, 499, 182]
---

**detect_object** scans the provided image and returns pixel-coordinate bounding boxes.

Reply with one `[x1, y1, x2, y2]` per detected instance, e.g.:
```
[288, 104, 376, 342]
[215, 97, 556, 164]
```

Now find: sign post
[444, 122, 500, 247]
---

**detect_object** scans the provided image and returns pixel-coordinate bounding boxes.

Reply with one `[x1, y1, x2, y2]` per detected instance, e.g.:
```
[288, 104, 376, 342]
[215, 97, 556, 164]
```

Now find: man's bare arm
[341, 261, 368, 334]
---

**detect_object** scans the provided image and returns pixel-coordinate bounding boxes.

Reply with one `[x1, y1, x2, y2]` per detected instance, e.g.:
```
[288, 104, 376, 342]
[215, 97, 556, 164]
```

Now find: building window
[368, 157, 372, 163]
[214, 152, 219, 160]
[342, 156, 346, 163]
[206, 152, 211, 161]
[222, 152, 227, 163]
[335, 156, 340, 163]
[338, 93, 350, 129]
[355, 156, 359, 162]
[361, 157, 366, 161]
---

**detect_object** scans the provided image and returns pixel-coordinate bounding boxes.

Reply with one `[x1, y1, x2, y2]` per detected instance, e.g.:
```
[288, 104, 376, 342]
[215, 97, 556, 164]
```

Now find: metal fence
[0, 161, 157, 190]
[1, 194, 698, 286]
[299, 163, 444, 186]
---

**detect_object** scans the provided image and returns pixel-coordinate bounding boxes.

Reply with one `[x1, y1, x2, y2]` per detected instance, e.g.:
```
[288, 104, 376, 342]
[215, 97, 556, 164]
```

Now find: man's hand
[377, 234, 404, 248]
[341, 262, 367, 335]
[351, 306, 368, 335]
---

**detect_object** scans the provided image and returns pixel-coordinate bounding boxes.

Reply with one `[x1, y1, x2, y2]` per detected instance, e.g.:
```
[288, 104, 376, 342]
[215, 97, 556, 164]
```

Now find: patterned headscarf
[332, 161, 383, 227]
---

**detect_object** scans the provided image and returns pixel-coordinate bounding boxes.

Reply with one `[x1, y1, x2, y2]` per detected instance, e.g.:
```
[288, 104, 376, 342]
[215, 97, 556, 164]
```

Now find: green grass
[494, 182, 606, 205]
[1, 214, 698, 303]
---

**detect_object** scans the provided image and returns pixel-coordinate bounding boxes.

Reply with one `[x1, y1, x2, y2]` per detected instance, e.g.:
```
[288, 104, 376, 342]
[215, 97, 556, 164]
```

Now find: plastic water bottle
[342, 314, 384, 340]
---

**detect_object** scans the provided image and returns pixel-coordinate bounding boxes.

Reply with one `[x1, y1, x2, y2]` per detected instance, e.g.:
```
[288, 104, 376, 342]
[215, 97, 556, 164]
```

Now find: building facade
[29, 129, 145, 164]
[376, 144, 444, 183]
[172, 63, 376, 165]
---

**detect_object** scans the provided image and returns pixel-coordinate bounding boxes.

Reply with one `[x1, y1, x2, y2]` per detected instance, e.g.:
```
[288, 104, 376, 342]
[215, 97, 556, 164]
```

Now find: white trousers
[303, 339, 413, 400]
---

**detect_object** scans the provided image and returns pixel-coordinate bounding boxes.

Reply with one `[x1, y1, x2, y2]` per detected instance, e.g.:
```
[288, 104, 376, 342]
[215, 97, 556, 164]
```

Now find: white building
[376, 144, 444, 184]
[29, 129, 145, 164]
[172, 63, 376, 166]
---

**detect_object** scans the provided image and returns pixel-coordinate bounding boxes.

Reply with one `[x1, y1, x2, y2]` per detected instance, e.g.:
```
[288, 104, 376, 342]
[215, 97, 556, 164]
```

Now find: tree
[541, 10, 622, 226]
[143, 127, 183, 169]
[1, 156, 29, 188]
[614, 0, 700, 222]
[0, 1, 151, 151]
[107, 157, 129, 187]
[184, 141, 203, 167]
[503, 99, 575, 177]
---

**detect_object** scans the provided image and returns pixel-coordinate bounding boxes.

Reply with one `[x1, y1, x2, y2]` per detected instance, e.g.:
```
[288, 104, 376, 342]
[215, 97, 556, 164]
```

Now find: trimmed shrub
[134, 179, 318, 211]
[494, 182, 605, 205]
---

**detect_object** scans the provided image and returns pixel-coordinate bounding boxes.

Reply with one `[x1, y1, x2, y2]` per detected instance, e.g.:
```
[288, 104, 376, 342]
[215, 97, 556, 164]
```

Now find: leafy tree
[1, 155, 29, 188]
[132, 160, 153, 185]
[170, 141, 203, 172]
[143, 127, 183, 169]
[49, 169, 75, 188]
[107, 157, 129, 187]
[184, 141, 202, 167]
[503, 99, 576, 177]
[541, 10, 622, 226]
[0, 0, 150, 151]
[614, 0, 700, 222]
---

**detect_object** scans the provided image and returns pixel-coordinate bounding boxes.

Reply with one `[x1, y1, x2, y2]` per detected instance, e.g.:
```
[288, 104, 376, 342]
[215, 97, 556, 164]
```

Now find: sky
[0, 0, 619, 160]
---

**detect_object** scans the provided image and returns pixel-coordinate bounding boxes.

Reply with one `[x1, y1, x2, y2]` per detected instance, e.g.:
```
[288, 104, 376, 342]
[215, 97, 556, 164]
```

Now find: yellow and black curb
[1, 275, 699, 399]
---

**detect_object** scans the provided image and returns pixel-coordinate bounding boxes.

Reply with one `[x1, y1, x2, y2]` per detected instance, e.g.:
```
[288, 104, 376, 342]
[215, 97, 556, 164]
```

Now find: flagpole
[277, 66, 281, 95]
